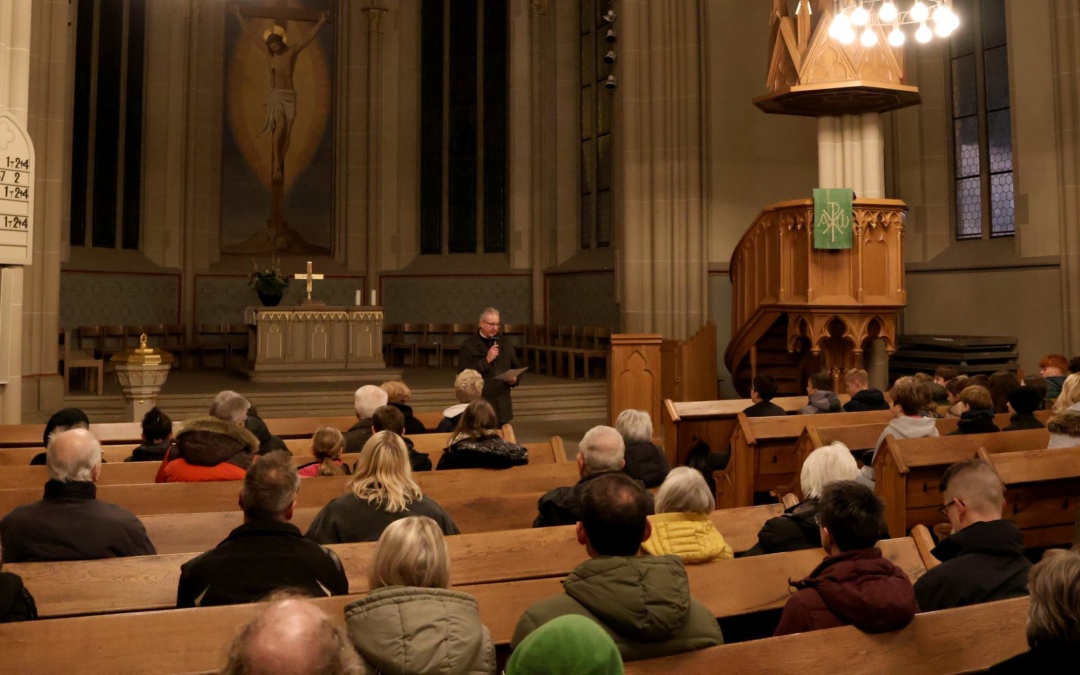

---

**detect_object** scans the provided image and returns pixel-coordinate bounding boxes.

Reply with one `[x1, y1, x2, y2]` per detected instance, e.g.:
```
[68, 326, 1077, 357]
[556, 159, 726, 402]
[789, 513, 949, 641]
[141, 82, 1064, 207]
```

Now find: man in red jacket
[774, 481, 918, 636]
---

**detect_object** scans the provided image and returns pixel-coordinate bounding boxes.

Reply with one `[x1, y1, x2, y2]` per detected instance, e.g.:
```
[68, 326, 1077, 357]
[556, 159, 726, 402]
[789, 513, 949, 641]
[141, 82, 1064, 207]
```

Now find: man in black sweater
[458, 307, 520, 425]
[743, 375, 786, 417]
[842, 369, 890, 412]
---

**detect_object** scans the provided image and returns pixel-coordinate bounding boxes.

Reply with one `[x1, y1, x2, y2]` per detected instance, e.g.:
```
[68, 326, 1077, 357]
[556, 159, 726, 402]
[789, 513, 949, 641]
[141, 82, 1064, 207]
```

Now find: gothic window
[948, 0, 1014, 240]
[580, 0, 614, 250]
[69, 0, 146, 250]
[419, 0, 508, 255]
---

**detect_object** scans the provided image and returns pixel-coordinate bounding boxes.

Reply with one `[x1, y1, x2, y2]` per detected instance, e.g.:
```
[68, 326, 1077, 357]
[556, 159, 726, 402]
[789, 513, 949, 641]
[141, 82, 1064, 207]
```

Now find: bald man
[0, 429, 155, 563]
[221, 596, 359, 675]
[913, 458, 1031, 611]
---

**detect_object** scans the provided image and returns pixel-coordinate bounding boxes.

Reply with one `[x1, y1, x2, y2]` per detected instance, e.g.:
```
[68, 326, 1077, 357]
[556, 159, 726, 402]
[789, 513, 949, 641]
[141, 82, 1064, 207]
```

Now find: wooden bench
[7, 503, 786, 618]
[981, 445, 1080, 548]
[0, 536, 924, 672]
[624, 596, 1029, 674]
[875, 428, 1050, 537]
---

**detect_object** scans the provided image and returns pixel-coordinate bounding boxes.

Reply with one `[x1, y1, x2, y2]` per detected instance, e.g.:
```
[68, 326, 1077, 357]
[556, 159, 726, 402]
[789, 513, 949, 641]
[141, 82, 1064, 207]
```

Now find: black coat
[989, 644, 1080, 674]
[458, 331, 520, 425]
[948, 409, 1000, 435]
[744, 499, 821, 556]
[436, 435, 529, 470]
[390, 402, 429, 436]
[0, 481, 156, 563]
[622, 441, 671, 488]
[843, 389, 891, 412]
[124, 441, 171, 462]
[0, 572, 36, 623]
[177, 519, 349, 608]
[343, 418, 374, 454]
[533, 471, 655, 528]
[306, 493, 459, 544]
[1002, 413, 1045, 431]
[913, 519, 1031, 612]
[743, 400, 787, 418]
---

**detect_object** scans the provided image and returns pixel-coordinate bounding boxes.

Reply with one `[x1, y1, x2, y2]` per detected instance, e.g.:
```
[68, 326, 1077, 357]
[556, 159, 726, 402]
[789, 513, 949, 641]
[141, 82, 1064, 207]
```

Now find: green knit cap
[506, 615, 624, 675]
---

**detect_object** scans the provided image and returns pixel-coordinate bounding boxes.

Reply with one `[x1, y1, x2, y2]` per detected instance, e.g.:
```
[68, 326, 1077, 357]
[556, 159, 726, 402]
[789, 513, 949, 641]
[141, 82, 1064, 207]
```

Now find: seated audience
[1048, 379, 1080, 448]
[306, 431, 459, 544]
[947, 385, 1000, 435]
[968, 373, 992, 389]
[370, 405, 432, 472]
[0, 561, 37, 622]
[800, 372, 841, 414]
[507, 615, 623, 675]
[1, 429, 155, 562]
[842, 369, 890, 412]
[513, 473, 723, 661]
[944, 375, 970, 418]
[244, 405, 288, 455]
[1040, 354, 1070, 400]
[125, 406, 173, 462]
[1022, 375, 1050, 410]
[345, 517, 495, 673]
[743, 374, 786, 417]
[156, 390, 259, 483]
[381, 380, 428, 435]
[615, 409, 670, 488]
[747, 441, 862, 556]
[176, 451, 349, 607]
[30, 407, 90, 465]
[534, 425, 654, 528]
[1003, 387, 1046, 431]
[858, 380, 937, 485]
[989, 370, 1021, 414]
[297, 426, 350, 477]
[437, 369, 485, 432]
[344, 384, 389, 454]
[774, 481, 917, 636]
[914, 372, 949, 407]
[1052, 372, 1080, 414]
[642, 467, 731, 563]
[933, 365, 959, 387]
[437, 399, 528, 470]
[914, 458, 1031, 612]
[221, 594, 360, 675]
[989, 551, 1080, 674]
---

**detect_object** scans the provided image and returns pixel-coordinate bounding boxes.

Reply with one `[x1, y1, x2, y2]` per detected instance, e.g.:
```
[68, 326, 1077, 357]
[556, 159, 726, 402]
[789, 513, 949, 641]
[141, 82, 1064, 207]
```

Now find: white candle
[370, 289, 377, 306]
[355, 290, 362, 306]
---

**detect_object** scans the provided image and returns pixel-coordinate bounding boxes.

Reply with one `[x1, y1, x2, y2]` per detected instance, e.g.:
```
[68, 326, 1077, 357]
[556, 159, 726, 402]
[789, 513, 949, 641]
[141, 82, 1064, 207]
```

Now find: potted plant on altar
[249, 258, 290, 307]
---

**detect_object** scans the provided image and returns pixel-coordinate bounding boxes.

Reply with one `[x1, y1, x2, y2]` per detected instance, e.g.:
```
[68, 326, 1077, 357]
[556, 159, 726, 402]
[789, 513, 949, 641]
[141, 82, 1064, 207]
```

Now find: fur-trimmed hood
[171, 416, 258, 468]
[1048, 410, 1080, 436]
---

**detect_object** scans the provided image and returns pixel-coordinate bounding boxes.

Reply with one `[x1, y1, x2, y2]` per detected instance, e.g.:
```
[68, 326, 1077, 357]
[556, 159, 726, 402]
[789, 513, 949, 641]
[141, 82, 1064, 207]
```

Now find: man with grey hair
[209, 390, 251, 426]
[344, 384, 389, 453]
[0, 429, 155, 563]
[176, 451, 348, 607]
[222, 594, 360, 675]
[458, 306, 521, 425]
[533, 425, 654, 528]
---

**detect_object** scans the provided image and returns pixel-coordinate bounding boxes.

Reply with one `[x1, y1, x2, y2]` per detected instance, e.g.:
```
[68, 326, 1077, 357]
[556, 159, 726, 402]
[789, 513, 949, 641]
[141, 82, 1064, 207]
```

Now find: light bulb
[932, 5, 950, 23]
[832, 13, 851, 32]
[851, 5, 870, 26]
[915, 22, 933, 42]
[888, 26, 906, 46]
[861, 27, 879, 47]
[839, 27, 857, 44]
[910, 1, 930, 22]
[879, 2, 898, 23]
[935, 19, 955, 37]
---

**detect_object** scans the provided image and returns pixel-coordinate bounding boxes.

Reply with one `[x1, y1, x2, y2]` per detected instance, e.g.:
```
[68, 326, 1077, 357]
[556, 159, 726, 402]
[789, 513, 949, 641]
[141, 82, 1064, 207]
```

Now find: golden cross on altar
[294, 260, 325, 306]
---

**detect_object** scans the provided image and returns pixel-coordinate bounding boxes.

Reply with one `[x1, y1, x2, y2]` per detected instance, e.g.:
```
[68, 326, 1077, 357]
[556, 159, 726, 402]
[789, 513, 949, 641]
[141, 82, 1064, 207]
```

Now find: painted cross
[294, 260, 325, 304]
[232, 0, 326, 29]
[813, 188, 854, 249]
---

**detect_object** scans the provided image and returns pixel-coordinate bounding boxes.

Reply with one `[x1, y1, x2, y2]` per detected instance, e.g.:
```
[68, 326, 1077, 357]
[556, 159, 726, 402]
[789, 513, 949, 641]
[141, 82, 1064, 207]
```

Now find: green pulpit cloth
[813, 188, 854, 249]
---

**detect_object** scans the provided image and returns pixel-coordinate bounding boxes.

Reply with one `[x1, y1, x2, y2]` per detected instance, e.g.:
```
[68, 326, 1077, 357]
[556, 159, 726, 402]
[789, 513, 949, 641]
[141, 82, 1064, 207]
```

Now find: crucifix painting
[221, 0, 335, 254]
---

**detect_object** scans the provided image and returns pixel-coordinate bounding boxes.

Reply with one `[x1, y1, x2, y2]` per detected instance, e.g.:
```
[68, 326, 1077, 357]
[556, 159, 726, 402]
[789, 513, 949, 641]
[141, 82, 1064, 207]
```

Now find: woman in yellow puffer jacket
[641, 467, 733, 564]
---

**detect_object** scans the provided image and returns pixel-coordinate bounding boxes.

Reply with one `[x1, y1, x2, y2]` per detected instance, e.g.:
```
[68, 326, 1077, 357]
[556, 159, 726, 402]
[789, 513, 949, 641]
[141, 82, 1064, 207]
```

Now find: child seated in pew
[989, 371, 1022, 415]
[799, 372, 841, 415]
[615, 409, 670, 488]
[297, 426, 350, 477]
[948, 385, 1000, 435]
[773, 481, 918, 636]
[1002, 387, 1046, 431]
[1022, 375, 1050, 410]
[914, 372, 950, 409]
[437, 399, 529, 470]
[842, 369, 890, 412]
[368, 405, 432, 473]
[124, 407, 173, 463]
[944, 375, 971, 418]
[344, 516, 495, 674]
[507, 615, 623, 675]
[989, 551, 1080, 674]
[642, 467, 732, 563]
[743, 375, 786, 418]
[858, 380, 938, 486]
[1039, 354, 1070, 401]
[933, 365, 960, 388]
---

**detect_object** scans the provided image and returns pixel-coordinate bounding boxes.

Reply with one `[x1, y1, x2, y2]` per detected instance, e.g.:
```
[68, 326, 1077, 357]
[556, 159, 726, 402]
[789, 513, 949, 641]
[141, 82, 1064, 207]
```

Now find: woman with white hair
[641, 467, 733, 564]
[305, 432, 460, 544]
[345, 516, 495, 674]
[614, 409, 670, 488]
[744, 442, 864, 556]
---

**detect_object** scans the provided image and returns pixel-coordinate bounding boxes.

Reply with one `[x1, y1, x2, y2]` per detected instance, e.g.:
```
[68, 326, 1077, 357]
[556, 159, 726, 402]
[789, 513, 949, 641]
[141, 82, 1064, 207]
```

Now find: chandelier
[827, 1, 961, 47]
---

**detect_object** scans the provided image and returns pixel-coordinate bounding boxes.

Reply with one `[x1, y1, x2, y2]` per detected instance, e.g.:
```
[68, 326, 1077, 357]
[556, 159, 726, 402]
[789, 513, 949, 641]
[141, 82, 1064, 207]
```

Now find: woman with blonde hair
[305, 432, 459, 544]
[380, 380, 428, 435]
[1048, 375, 1080, 448]
[437, 370, 485, 432]
[437, 399, 528, 470]
[345, 517, 495, 674]
[297, 426, 350, 478]
[1052, 373, 1080, 414]
[641, 467, 732, 563]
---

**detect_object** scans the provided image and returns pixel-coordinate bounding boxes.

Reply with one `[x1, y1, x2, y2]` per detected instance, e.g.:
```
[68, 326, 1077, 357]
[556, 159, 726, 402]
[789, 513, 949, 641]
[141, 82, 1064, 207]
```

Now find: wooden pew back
[982, 445, 1080, 548]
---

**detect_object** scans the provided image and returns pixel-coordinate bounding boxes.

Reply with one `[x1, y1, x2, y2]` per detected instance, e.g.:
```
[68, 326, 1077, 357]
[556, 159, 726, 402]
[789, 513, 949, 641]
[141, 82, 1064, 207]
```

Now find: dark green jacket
[510, 555, 722, 662]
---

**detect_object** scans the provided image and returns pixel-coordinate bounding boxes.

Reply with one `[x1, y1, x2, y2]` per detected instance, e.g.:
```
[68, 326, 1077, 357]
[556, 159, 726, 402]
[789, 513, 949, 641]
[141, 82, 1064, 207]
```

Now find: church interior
[2, 0, 1080, 671]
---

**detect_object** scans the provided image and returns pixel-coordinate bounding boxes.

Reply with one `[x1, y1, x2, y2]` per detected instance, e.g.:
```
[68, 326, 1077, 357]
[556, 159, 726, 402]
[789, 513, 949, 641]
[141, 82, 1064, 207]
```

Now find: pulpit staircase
[724, 198, 908, 397]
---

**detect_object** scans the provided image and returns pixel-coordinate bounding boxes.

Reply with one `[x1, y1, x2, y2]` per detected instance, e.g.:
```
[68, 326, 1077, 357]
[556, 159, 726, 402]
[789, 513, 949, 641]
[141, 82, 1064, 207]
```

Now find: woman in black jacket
[615, 409, 670, 488]
[436, 399, 528, 470]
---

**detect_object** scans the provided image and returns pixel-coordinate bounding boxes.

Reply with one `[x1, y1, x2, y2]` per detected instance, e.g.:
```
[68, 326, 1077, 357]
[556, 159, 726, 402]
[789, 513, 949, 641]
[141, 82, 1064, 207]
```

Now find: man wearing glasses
[458, 307, 521, 425]
[913, 458, 1031, 612]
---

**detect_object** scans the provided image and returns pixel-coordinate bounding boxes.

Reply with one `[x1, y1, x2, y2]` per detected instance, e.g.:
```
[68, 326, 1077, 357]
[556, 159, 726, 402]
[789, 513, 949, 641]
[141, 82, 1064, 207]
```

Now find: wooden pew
[981, 445, 1080, 548]
[7, 503, 785, 618]
[0, 536, 923, 673]
[875, 428, 1050, 538]
[624, 597, 1029, 674]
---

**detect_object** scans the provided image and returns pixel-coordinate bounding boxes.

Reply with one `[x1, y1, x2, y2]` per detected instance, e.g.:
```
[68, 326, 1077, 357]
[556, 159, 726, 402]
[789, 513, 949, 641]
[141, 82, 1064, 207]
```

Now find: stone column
[617, 0, 708, 340]
[0, 0, 32, 422]
[528, 0, 555, 322]
[364, 7, 386, 298]
[817, 113, 885, 198]
[1052, 0, 1080, 354]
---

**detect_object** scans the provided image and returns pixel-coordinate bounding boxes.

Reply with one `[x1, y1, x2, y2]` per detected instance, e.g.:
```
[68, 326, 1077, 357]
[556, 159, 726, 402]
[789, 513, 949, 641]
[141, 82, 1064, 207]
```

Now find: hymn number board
[0, 111, 34, 266]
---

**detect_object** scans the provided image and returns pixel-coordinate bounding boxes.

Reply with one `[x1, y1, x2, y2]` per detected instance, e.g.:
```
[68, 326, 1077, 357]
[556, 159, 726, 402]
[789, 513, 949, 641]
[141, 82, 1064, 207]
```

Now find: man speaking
[458, 307, 522, 425]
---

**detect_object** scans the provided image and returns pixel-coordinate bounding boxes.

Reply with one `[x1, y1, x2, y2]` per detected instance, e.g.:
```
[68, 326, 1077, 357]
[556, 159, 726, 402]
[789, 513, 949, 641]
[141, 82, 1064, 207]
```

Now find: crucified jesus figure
[233, 6, 330, 183]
